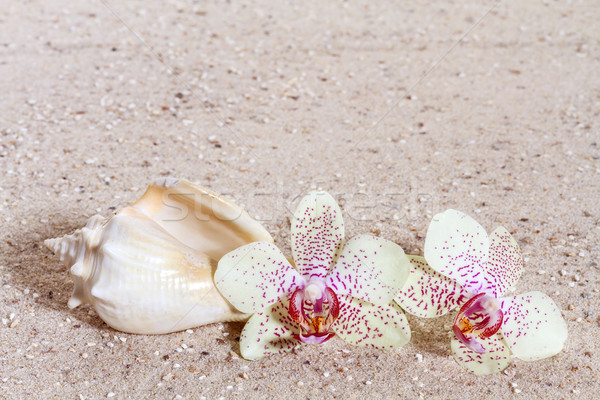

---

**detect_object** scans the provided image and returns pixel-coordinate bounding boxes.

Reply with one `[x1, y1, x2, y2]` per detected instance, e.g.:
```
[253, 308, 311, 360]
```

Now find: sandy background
[1, 0, 599, 398]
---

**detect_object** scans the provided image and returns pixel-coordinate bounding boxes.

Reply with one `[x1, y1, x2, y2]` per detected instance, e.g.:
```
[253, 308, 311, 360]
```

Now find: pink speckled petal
[395, 255, 469, 318]
[499, 291, 568, 361]
[215, 241, 303, 313]
[424, 209, 495, 296]
[486, 227, 523, 297]
[291, 191, 345, 279]
[331, 295, 411, 349]
[239, 301, 299, 360]
[451, 332, 511, 375]
[326, 235, 410, 305]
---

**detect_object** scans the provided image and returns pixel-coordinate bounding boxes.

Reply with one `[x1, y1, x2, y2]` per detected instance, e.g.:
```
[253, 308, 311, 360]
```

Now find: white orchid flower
[215, 191, 412, 360]
[395, 209, 568, 375]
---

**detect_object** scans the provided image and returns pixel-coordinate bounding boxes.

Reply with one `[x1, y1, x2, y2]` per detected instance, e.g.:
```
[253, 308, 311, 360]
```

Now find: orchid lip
[288, 284, 340, 344]
[453, 292, 504, 353]
[294, 332, 336, 345]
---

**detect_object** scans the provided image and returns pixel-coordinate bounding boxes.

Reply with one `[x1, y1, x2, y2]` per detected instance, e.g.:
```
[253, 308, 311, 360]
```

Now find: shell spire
[44, 215, 105, 269]
[44, 215, 106, 309]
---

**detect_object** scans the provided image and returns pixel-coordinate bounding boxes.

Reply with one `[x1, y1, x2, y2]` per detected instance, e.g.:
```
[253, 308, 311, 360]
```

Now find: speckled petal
[424, 209, 495, 296]
[326, 235, 410, 305]
[499, 291, 568, 361]
[451, 332, 511, 375]
[395, 255, 469, 318]
[486, 227, 523, 297]
[331, 295, 411, 349]
[291, 191, 345, 279]
[215, 241, 303, 313]
[239, 301, 300, 360]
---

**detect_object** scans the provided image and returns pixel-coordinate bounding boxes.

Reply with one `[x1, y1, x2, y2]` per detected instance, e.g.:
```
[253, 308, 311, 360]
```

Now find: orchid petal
[239, 301, 299, 360]
[486, 227, 523, 297]
[451, 332, 511, 375]
[326, 235, 410, 305]
[424, 209, 495, 296]
[395, 255, 469, 318]
[291, 191, 344, 279]
[215, 241, 303, 313]
[332, 295, 411, 349]
[499, 291, 568, 361]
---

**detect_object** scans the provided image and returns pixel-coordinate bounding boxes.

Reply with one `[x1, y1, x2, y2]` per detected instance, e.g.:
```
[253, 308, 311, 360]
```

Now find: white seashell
[44, 178, 273, 334]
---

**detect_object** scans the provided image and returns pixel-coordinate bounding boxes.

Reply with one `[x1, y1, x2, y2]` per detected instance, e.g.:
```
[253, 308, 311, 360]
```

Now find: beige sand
[1, 0, 598, 398]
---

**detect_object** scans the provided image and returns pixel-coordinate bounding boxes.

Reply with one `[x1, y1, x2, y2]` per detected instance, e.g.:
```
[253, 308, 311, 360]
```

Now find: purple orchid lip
[288, 285, 340, 343]
[294, 332, 336, 345]
[453, 292, 504, 354]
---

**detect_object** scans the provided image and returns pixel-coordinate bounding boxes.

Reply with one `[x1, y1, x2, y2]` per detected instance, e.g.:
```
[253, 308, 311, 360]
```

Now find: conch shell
[44, 178, 273, 334]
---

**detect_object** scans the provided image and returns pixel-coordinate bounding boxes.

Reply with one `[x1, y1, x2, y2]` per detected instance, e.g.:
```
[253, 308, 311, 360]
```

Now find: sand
[1, 0, 598, 398]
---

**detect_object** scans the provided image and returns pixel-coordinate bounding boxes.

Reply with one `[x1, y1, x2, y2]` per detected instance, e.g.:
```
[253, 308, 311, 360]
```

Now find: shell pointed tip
[153, 177, 180, 188]
[68, 296, 83, 309]
[86, 215, 106, 229]
[44, 238, 57, 253]
[70, 262, 84, 277]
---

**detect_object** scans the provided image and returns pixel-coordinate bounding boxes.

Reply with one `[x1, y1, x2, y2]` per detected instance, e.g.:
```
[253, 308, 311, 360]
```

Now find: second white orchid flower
[215, 191, 412, 360]
[395, 209, 568, 375]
